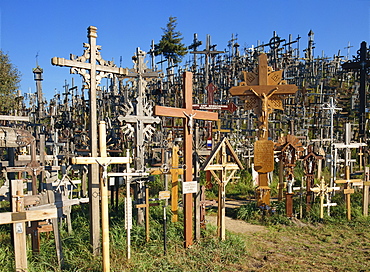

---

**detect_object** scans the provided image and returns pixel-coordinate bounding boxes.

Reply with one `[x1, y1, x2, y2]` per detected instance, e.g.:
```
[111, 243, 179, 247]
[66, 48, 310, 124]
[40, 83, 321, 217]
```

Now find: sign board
[125, 197, 132, 230]
[182, 181, 198, 194]
[158, 190, 171, 200]
[254, 140, 274, 173]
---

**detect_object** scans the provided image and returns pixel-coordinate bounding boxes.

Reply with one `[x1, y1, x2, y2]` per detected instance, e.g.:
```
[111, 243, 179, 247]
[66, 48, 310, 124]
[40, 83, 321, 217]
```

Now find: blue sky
[1, 0, 369, 100]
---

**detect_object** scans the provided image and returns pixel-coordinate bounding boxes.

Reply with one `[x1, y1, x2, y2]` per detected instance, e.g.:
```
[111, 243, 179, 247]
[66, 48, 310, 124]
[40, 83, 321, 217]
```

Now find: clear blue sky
[1, 0, 369, 100]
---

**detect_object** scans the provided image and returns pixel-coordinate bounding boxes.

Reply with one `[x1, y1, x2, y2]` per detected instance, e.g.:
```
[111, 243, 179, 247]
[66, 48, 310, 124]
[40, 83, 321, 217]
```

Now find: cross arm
[71, 157, 131, 165]
[51, 57, 129, 75]
[203, 163, 240, 171]
[0, 207, 57, 225]
[229, 85, 298, 96]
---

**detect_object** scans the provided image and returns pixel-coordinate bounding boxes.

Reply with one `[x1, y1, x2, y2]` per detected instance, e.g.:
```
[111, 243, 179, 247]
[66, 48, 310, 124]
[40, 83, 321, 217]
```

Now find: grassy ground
[1, 198, 370, 272]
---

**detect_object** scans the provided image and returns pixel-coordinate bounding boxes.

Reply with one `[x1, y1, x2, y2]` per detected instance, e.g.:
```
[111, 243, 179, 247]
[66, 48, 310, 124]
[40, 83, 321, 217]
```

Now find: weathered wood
[52, 26, 128, 255]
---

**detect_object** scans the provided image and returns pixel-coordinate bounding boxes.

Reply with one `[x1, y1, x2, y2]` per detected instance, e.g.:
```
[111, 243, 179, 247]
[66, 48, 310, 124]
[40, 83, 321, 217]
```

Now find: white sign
[182, 181, 198, 194]
[125, 197, 132, 230]
[159, 190, 171, 200]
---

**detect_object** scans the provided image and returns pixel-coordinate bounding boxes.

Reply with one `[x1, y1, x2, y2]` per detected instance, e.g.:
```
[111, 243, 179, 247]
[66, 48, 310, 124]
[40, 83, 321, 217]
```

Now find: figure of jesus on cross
[229, 53, 298, 206]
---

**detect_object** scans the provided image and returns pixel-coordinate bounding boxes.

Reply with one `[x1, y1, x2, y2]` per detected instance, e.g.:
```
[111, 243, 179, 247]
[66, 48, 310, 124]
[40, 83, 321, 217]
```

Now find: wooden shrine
[201, 137, 243, 240]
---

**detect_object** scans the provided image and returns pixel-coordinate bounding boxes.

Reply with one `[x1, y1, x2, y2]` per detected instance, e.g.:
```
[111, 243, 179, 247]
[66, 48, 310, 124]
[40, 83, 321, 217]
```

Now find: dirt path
[205, 215, 267, 234]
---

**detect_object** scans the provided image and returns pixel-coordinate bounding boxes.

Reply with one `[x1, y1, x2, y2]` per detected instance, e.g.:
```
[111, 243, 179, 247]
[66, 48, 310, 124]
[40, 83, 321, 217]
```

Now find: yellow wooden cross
[311, 177, 340, 219]
[335, 166, 363, 220]
[71, 121, 131, 272]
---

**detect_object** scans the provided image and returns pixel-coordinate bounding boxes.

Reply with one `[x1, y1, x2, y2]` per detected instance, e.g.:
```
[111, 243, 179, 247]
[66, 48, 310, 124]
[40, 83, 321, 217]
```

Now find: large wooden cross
[155, 71, 218, 247]
[71, 121, 131, 272]
[201, 137, 243, 240]
[229, 53, 298, 206]
[52, 26, 128, 254]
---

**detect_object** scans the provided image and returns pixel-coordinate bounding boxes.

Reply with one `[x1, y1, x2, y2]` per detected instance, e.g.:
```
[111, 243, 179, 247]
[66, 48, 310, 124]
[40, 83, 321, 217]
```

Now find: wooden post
[11, 179, 27, 271]
[363, 167, 370, 216]
[155, 72, 218, 248]
[71, 121, 131, 271]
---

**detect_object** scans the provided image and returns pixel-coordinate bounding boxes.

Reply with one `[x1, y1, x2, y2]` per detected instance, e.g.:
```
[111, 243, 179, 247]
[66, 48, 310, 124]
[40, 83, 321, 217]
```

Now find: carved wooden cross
[311, 177, 340, 219]
[71, 121, 131, 272]
[229, 53, 298, 207]
[201, 137, 243, 240]
[52, 26, 128, 254]
[229, 53, 298, 140]
[155, 71, 218, 248]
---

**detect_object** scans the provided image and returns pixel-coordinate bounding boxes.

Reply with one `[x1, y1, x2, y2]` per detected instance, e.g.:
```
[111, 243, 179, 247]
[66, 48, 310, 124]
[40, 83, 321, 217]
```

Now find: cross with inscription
[51, 26, 128, 254]
[229, 53, 298, 206]
[155, 71, 218, 248]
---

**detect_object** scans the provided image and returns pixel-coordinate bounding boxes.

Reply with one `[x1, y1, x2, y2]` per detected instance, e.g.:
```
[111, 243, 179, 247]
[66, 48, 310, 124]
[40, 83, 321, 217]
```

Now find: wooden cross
[155, 71, 218, 248]
[311, 177, 340, 219]
[229, 53, 298, 140]
[71, 121, 131, 272]
[149, 144, 183, 223]
[201, 137, 243, 240]
[333, 123, 366, 220]
[118, 48, 161, 225]
[335, 165, 363, 221]
[0, 179, 58, 271]
[229, 53, 298, 206]
[52, 26, 128, 254]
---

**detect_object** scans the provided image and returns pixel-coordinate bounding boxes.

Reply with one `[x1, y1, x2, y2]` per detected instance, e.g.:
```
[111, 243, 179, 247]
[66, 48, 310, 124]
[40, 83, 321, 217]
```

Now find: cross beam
[155, 71, 218, 248]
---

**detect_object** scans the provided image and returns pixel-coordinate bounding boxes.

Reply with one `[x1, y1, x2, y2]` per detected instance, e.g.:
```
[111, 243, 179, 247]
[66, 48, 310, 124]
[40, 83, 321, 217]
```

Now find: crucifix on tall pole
[229, 53, 298, 206]
[51, 26, 128, 255]
[155, 72, 218, 248]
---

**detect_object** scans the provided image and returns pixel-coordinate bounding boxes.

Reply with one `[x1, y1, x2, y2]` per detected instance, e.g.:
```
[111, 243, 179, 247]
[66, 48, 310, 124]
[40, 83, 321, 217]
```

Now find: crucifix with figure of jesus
[229, 53, 298, 206]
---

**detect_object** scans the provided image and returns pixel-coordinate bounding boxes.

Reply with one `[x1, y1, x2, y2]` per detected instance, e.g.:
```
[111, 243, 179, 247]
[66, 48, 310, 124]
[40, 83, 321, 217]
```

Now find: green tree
[154, 16, 187, 64]
[0, 50, 21, 114]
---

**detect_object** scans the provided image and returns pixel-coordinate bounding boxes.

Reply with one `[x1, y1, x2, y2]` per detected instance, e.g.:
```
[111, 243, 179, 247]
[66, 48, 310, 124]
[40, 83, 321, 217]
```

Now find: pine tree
[0, 50, 21, 114]
[154, 16, 187, 64]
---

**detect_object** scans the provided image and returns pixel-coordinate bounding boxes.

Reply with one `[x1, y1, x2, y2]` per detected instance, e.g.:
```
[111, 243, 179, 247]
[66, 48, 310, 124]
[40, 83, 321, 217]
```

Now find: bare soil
[205, 214, 267, 234]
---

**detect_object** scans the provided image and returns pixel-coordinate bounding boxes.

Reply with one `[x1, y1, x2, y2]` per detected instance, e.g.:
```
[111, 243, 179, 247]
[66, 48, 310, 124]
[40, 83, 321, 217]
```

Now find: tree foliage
[154, 16, 187, 64]
[0, 50, 21, 114]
